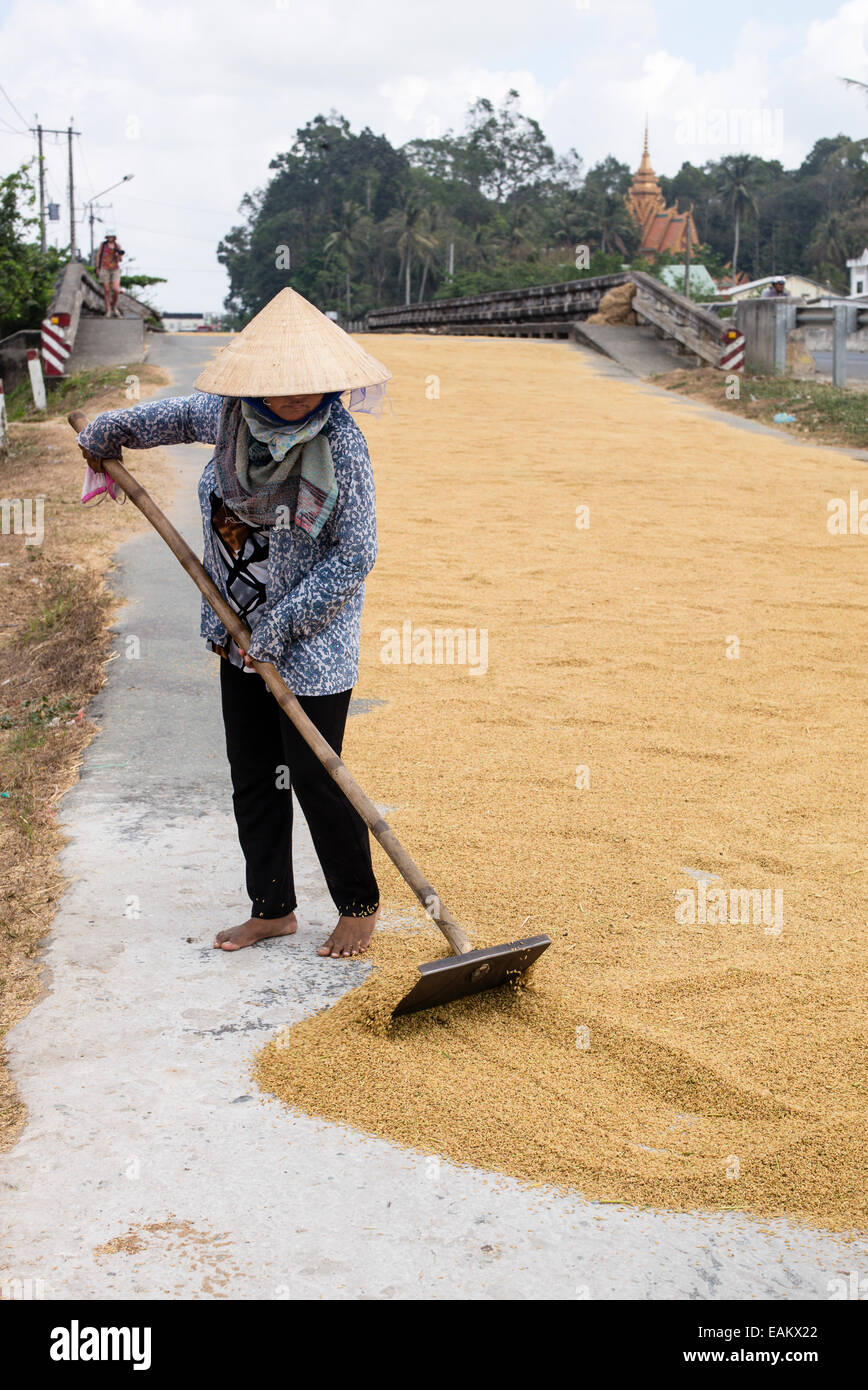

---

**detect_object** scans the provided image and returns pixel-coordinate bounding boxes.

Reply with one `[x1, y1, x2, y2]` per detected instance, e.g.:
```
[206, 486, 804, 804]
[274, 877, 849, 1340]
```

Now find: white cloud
[378, 68, 565, 140]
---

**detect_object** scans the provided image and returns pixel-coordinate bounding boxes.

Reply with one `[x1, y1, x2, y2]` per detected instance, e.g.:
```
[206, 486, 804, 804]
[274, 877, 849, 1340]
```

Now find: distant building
[716, 271, 752, 292]
[163, 312, 209, 332]
[846, 248, 868, 297]
[659, 264, 717, 297]
[625, 126, 698, 256]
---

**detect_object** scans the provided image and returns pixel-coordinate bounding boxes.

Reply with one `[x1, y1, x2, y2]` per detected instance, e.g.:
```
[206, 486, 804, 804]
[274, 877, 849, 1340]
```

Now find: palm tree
[324, 201, 363, 315]
[504, 201, 539, 259]
[468, 222, 496, 268]
[597, 194, 633, 255]
[717, 156, 759, 284]
[383, 197, 437, 305]
[549, 193, 585, 250]
[416, 202, 445, 303]
[807, 212, 850, 289]
[576, 190, 633, 255]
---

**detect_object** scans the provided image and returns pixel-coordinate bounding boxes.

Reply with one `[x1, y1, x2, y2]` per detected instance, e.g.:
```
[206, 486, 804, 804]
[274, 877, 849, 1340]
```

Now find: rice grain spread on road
[255, 335, 867, 1232]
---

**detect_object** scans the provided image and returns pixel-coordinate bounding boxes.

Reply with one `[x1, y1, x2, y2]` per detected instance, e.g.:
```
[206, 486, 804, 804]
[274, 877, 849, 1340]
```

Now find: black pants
[219, 660, 379, 920]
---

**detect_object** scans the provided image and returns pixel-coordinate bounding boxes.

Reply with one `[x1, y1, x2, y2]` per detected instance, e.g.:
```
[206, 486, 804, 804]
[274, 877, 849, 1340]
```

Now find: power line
[74, 131, 97, 201]
[29, 121, 80, 254]
[133, 266, 224, 273]
[118, 219, 223, 243]
[122, 192, 237, 217]
[0, 82, 28, 131]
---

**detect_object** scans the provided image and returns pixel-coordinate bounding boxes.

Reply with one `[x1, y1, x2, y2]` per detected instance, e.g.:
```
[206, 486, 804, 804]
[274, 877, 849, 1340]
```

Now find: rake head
[392, 934, 552, 1017]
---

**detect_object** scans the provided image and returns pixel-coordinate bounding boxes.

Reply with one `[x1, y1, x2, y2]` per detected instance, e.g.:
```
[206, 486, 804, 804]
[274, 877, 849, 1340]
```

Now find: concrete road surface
[0, 333, 863, 1301]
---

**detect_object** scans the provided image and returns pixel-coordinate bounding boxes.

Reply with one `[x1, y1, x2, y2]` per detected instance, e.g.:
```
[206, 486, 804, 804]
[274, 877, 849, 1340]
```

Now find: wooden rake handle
[69, 409, 472, 956]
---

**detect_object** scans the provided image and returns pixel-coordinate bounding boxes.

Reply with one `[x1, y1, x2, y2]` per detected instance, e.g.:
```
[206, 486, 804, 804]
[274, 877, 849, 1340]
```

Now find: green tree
[577, 157, 637, 255]
[462, 90, 555, 199]
[119, 272, 168, 324]
[807, 212, 850, 288]
[717, 155, 760, 282]
[0, 164, 65, 337]
[383, 197, 437, 305]
[218, 103, 868, 316]
[324, 201, 366, 315]
[218, 112, 410, 318]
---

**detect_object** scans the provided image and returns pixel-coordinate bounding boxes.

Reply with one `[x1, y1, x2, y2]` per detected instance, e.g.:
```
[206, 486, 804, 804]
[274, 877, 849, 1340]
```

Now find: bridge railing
[364, 273, 632, 334]
[629, 271, 731, 367]
[734, 299, 861, 386]
[362, 270, 740, 369]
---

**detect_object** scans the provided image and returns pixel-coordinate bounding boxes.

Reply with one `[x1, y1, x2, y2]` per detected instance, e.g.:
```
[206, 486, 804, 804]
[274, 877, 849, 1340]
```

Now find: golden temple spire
[626, 122, 698, 257]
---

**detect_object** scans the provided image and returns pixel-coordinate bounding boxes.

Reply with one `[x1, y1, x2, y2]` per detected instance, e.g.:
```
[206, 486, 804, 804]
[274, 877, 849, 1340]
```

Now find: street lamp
[86, 174, 134, 260]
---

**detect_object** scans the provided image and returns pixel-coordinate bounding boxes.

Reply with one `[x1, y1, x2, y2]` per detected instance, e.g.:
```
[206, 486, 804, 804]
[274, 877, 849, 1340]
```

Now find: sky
[1, 0, 866, 313]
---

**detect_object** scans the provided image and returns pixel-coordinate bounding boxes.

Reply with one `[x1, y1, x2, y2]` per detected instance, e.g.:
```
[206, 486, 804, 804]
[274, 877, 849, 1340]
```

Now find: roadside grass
[651, 367, 868, 451]
[19, 573, 79, 642]
[0, 364, 172, 1149]
[6, 364, 152, 423]
[0, 556, 105, 1141]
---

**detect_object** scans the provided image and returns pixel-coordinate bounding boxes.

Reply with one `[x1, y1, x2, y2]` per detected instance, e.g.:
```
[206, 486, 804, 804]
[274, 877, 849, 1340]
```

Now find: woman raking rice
[77, 288, 390, 959]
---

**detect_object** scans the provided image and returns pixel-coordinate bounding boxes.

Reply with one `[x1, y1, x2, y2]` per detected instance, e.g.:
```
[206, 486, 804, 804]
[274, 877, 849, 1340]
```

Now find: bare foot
[214, 912, 298, 952]
[317, 909, 380, 958]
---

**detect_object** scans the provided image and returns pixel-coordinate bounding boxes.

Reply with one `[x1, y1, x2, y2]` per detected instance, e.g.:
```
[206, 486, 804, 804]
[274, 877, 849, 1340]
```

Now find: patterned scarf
[212, 397, 338, 536]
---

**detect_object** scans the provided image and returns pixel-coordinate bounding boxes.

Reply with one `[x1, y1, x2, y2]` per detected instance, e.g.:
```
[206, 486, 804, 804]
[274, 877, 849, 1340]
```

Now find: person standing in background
[95, 233, 125, 317]
[762, 277, 788, 299]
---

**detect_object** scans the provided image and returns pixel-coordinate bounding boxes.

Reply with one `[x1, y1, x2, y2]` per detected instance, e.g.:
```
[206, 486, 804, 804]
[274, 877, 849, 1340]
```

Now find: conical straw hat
[194, 287, 390, 396]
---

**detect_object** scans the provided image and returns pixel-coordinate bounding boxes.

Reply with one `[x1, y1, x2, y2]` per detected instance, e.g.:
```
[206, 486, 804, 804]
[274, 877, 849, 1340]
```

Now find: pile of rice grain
[586, 281, 637, 325]
[254, 335, 867, 1232]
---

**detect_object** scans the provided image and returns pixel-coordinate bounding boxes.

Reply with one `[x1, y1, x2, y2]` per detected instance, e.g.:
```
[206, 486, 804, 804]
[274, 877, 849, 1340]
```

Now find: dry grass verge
[653, 366, 868, 451]
[0, 364, 173, 1148]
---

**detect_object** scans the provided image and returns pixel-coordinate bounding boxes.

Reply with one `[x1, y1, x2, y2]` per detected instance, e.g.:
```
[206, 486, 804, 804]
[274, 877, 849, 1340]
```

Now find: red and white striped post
[41, 315, 71, 377]
[720, 327, 745, 373]
[27, 349, 47, 411]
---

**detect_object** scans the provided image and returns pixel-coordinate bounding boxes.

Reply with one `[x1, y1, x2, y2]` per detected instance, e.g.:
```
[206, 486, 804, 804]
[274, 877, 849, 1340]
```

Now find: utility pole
[31, 121, 80, 255]
[67, 121, 76, 257]
[88, 201, 112, 260]
[35, 121, 46, 252]
[683, 205, 692, 300]
[85, 176, 134, 261]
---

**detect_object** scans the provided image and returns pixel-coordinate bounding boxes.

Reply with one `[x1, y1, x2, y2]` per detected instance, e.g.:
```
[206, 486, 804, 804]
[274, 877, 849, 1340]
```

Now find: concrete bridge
[40, 260, 158, 378]
[358, 270, 741, 378]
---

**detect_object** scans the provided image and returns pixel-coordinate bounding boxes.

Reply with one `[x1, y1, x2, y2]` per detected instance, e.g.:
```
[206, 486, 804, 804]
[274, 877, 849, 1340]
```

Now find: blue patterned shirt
[78, 393, 377, 695]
